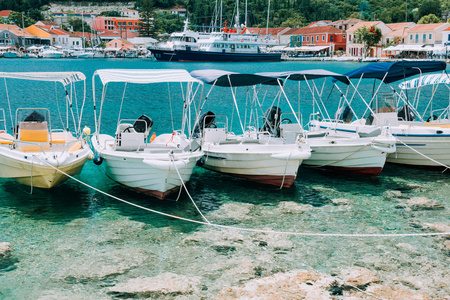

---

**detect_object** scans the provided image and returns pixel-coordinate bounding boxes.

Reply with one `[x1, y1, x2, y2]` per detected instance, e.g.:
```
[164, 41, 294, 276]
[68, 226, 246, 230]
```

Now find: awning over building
[294, 45, 330, 52]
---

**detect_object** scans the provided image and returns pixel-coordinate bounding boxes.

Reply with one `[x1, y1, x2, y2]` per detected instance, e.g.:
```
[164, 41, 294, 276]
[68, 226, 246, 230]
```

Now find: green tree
[99, 11, 121, 17]
[418, 13, 442, 23]
[138, 0, 156, 37]
[418, 0, 441, 20]
[354, 25, 382, 57]
[8, 11, 35, 27]
[68, 18, 91, 32]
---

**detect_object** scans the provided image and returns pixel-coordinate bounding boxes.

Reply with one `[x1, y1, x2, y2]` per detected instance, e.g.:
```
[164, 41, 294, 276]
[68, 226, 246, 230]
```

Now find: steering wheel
[123, 126, 134, 133]
[281, 118, 292, 124]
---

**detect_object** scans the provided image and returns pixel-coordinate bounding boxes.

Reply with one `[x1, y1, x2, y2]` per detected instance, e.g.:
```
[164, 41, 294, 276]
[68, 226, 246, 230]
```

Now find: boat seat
[18, 122, 49, 143]
[0, 133, 13, 145]
[115, 123, 145, 151]
[17, 145, 52, 152]
[50, 132, 77, 144]
[422, 123, 450, 128]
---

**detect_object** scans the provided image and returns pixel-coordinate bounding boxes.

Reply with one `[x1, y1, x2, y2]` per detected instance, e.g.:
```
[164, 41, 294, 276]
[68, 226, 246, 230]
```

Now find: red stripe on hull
[310, 166, 383, 177]
[122, 183, 181, 200]
[222, 172, 296, 188]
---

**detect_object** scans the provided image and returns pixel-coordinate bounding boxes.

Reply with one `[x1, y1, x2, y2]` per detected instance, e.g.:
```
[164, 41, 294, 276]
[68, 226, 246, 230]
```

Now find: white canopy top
[0, 72, 86, 86]
[398, 73, 450, 90]
[93, 69, 202, 85]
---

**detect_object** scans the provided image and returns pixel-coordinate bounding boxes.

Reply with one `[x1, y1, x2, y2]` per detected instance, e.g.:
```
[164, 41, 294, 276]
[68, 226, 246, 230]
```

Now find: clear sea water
[0, 59, 449, 299]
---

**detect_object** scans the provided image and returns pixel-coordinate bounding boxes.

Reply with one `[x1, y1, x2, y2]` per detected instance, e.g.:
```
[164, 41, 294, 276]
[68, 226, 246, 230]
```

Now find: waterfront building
[97, 30, 139, 43]
[93, 16, 141, 32]
[0, 24, 42, 47]
[346, 21, 392, 57]
[406, 23, 450, 46]
[287, 25, 347, 55]
[26, 24, 82, 48]
[331, 19, 360, 31]
[121, 9, 139, 19]
[106, 38, 135, 50]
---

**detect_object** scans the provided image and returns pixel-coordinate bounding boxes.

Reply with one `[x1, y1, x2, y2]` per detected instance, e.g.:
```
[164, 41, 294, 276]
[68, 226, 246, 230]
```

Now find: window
[322, 35, 325, 41]
[415, 34, 418, 43]
[307, 36, 309, 42]
[302, 36, 304, 42]
[423, 34, 426, 43]
[410, 34, 413, 40]
[330, 35, 333, 42]
[343, 35, 346, 39]
[429, 33, 432, 39]
[316, 35, 319, 41]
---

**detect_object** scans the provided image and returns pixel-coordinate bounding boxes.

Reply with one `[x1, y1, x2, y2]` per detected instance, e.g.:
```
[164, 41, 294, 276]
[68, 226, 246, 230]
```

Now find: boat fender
[150, 132, 156, 142]
[93, 156, 103, 165]
[83, 126, 91, 136]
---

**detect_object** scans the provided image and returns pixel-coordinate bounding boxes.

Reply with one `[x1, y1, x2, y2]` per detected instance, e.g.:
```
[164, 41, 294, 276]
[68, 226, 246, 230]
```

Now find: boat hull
[312, 120, 450, 168]
[150, 49, 178, 61]
[200, 143, 309, 188]
[92, 134, 202, 199]
[304, 140, 390, 177]
[0, 146, 91, 188]
[174, 49, 282, 62]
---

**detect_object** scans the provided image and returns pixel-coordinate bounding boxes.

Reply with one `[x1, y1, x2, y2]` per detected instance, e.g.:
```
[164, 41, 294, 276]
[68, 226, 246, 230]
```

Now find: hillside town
[0, 6, 450, 60]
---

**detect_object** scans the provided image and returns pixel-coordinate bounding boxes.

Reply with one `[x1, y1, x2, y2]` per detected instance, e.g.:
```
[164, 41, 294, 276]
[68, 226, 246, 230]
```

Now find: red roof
[409, 23, 447, 31]
[0, 10, 12, 17]
[290, 26, 345, 35]
[245, 27, 288, 35]
[98, 30, 139, 38]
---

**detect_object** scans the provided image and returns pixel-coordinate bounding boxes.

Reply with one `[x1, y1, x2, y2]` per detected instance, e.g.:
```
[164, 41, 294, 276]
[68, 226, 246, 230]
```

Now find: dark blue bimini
[340, 60, 447, 84]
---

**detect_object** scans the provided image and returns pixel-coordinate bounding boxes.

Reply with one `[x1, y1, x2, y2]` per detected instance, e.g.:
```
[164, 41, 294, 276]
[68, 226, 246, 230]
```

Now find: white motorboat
[191, 70, 311, 188]
[38, 47, 64, 58]
[313, 60, 450, 169]
[0, 72, 92, 189]
[91, 69, 204, 199]
[257, 70, 396, 177]
[3, 50, 21, 58]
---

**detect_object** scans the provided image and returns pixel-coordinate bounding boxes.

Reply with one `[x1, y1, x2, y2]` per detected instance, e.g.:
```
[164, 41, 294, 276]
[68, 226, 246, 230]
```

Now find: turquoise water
[0, 59, 449, 298]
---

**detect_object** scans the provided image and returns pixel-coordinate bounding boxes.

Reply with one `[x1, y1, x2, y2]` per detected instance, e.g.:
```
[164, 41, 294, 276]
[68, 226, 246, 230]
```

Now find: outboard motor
[193, 111, 215, 137]
[397, 105, 415, 121]
[133, 114, 153, 136]
[335, 105, 353, 123]
[260, 106, 282, 137]
[24, 111, 45, 122]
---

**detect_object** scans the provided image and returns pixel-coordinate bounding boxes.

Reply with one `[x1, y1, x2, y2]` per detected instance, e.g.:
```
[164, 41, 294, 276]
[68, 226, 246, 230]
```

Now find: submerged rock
[277, 201, 313, 213]
[344, 283, 431, 300]
[216, 269, 335, 299]
[0, 242, 13, 258]
[338, 267, 379, 286]
[406, 197, 444, 211]
[422, 222, 450, 233]
[330, 198, 350, 205]
[208, 203, 255, 222]
[383, 190, 403, 199]
[108, 272, 201, 298]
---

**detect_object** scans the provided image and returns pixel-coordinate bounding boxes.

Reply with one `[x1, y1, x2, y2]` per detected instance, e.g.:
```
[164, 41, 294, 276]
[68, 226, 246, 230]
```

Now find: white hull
[305, 136, 394, 176]
[313, 120, 450, 168]
[92, 134, 202, 199]
[201, 141, 310, 187]
[0, 143, 91, 188]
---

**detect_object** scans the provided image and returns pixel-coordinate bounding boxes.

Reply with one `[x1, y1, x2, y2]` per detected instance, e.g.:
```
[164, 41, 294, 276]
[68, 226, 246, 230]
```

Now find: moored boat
[0, 72, 92, 189]
[91, 69, 204, 199]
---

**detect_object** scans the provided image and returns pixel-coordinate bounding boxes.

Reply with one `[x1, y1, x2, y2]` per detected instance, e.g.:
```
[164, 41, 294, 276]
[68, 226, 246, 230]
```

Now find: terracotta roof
[408, 23, 447, 31]
[121, 9, 138, 12]
[245, 27, 289, 35]
[289, 26, 345, 35]
[38, 21, 59, 26]
[0, 24, 35, 37]
[387, 22, 414, 31]
[281, 28, 302, 35]
[347, 21, 382, 33]
[306, 20, 332, 28]
[332, 18, 360, 24]
[73, 31, 95, 38]
[0, 10, 12, 17]
[98, 30, 139, 38]
[0, 24, 19, 30]
[108, 38, 134, 45]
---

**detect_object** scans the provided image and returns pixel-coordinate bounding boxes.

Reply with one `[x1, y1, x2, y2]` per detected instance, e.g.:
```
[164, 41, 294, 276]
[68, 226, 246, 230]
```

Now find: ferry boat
[174, 25, 281, 62]
[149, 19, 210, 61]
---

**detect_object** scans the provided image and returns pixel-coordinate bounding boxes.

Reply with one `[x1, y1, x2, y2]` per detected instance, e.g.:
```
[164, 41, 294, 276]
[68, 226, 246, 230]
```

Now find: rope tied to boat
[33, 156, 450, 239]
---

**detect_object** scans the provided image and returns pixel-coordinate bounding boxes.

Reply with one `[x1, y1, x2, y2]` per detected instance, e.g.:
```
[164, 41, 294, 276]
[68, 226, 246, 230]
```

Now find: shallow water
[0, 59, 449, 299]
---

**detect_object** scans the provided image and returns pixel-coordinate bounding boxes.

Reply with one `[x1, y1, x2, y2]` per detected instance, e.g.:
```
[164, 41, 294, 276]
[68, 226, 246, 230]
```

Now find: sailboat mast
[245, 0, 247, 27]
[266, 0, 270, 35]
[236, 0, 240, 28]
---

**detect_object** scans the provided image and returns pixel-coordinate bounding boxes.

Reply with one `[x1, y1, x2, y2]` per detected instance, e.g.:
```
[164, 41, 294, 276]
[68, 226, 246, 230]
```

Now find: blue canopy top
[257, 69, 349, 84]
[341, 60, 446, 84]
[190, 69, 279, 87]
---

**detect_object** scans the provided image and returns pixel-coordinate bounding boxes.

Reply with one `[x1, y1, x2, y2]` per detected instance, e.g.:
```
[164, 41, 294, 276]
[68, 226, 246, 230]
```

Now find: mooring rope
[35, 157, 450, 238]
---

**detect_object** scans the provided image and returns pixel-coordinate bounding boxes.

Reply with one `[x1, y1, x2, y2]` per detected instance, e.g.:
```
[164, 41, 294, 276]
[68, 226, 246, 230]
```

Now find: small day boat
[91, 69, 204, 199]
[0, 72, 92, 188]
